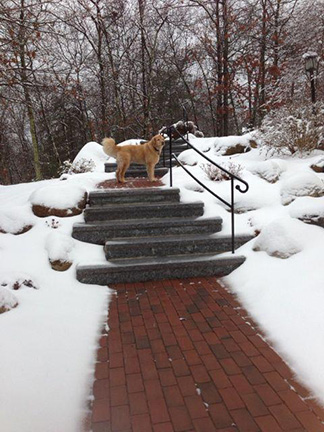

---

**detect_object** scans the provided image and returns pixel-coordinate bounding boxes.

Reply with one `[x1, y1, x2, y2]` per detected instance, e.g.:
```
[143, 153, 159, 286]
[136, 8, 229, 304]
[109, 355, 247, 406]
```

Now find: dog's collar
[153, 145, 161, 154]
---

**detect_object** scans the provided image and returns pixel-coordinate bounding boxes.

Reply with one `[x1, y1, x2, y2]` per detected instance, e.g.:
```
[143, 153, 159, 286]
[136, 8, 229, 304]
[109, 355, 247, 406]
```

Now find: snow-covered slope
[0, 173, 114, 432]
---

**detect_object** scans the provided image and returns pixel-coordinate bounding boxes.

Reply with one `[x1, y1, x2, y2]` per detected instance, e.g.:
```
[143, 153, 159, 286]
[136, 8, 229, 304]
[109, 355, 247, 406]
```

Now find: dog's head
[152, 134, 165, 150]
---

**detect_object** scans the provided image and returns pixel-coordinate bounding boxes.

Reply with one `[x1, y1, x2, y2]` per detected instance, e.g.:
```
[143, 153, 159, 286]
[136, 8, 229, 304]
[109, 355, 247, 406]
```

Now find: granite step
[72, 216, 222, 245]
[76, 254, 246, 285]
[105, 233, 253, 260]
[88, 187, 180, 206]
[83, 201, 205, 223]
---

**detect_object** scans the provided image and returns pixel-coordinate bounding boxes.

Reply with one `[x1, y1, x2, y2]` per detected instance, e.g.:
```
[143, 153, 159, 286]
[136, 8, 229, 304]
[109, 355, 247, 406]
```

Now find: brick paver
[90, 277, 324, 432]
[97, 177, 165, 189]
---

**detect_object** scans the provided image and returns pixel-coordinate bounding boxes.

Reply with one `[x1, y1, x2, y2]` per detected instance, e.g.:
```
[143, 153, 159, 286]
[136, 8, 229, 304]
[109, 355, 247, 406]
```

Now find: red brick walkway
[97, 177, 165, 189]
[90, 277, 324, 432]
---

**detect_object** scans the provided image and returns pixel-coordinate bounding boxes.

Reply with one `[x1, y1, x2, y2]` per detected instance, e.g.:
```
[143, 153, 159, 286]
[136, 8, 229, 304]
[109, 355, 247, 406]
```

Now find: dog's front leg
[147, 163, 158, 182]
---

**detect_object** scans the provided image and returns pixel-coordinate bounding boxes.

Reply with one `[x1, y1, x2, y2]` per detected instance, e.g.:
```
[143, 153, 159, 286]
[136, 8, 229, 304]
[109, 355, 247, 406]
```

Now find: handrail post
[162, 142, 166, 167]
[168, 128, 173, 187]
[231, 177, 235, 254]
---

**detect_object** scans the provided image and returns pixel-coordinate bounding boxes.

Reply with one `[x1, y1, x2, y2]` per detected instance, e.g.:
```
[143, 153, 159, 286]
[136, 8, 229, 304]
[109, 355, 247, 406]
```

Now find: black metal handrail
[163, 125, 249, 254]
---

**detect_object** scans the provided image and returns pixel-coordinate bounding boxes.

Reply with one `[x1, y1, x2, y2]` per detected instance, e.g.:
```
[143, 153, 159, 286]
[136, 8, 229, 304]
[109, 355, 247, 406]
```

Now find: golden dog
[102, 134, 165, 183]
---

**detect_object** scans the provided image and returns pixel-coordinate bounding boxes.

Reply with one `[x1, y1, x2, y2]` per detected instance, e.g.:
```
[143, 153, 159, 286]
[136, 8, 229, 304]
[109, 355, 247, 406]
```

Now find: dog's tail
[102, 137, 118, 158]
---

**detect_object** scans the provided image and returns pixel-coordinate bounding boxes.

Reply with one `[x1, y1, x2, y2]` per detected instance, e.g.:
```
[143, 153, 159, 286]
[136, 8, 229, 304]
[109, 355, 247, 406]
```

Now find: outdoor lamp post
[304, 52, 318, 105]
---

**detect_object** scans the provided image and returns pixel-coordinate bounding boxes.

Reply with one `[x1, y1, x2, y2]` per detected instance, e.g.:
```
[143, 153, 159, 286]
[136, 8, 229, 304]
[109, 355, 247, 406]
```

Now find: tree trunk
[138, 0, 149, 137]
[215, 0, 223, 136]
[259, 0, 268, 123]
[18, 0, 42, 180]
[222, 0, 229, 136]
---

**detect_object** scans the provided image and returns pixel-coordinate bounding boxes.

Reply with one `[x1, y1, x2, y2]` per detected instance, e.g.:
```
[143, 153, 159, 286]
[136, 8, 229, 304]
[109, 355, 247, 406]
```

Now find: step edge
[105, 234, 254, 246]
[77, 254, 246, 272]
[72, 217, 223, 229]
[84, 200, 205, 211]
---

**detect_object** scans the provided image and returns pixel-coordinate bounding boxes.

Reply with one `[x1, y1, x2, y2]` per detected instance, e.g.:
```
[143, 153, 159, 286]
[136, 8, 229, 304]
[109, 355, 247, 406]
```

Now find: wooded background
[1, 0, 323, 184]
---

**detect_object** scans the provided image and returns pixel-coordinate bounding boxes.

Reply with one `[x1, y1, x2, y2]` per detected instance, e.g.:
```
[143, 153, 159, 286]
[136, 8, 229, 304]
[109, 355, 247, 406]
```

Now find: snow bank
[72, 141, 107, 172]
[253, 217, 303, 258]
[280, 171, 324, 205]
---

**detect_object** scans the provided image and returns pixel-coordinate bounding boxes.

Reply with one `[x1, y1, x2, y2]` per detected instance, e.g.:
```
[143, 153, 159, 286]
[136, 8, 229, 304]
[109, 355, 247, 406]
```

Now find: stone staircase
[104, 139, 188, 178]
[73, 187, 252, 285]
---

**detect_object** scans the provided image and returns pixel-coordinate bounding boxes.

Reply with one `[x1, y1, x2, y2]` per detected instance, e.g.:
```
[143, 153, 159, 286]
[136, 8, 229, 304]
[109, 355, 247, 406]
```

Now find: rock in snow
[250, 160, 285, 183]
[0, 207, 34, 235]
[280, 171, 324, 205]
[289, 196, 324, 228]
[30, 182, 88, 217]
[0, 287, 18, 314]
[45, 231, 75, 271]
[253, 217, 303, 258]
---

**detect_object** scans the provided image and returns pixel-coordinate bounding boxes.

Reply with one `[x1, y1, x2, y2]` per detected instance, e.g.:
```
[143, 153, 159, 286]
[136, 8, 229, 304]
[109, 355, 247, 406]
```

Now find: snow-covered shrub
[259, 103, 324, 155]
[0, 273, 38, 291]
[59, 158, 96, 175]
[0, 287, 18, 314]
[281, 172, 324, 205]
[201, 161, 243, 181]
[160, 120, 204, 138]
[45, 218, 61, 229]
[253, 218, 303, 258]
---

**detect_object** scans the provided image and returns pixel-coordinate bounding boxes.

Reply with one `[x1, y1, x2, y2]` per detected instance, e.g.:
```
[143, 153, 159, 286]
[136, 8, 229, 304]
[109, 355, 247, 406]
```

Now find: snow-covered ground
[1, 135, 324, 431]
[0, 156, 114, 432]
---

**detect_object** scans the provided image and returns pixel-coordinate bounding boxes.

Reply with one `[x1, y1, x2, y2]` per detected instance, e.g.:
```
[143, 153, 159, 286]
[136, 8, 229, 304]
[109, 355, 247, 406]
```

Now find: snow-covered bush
[59, 158, 96, 175]
[259, 103, 324, 155]
[201, 161, 243, 181]
[0, 273, 39, 290]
